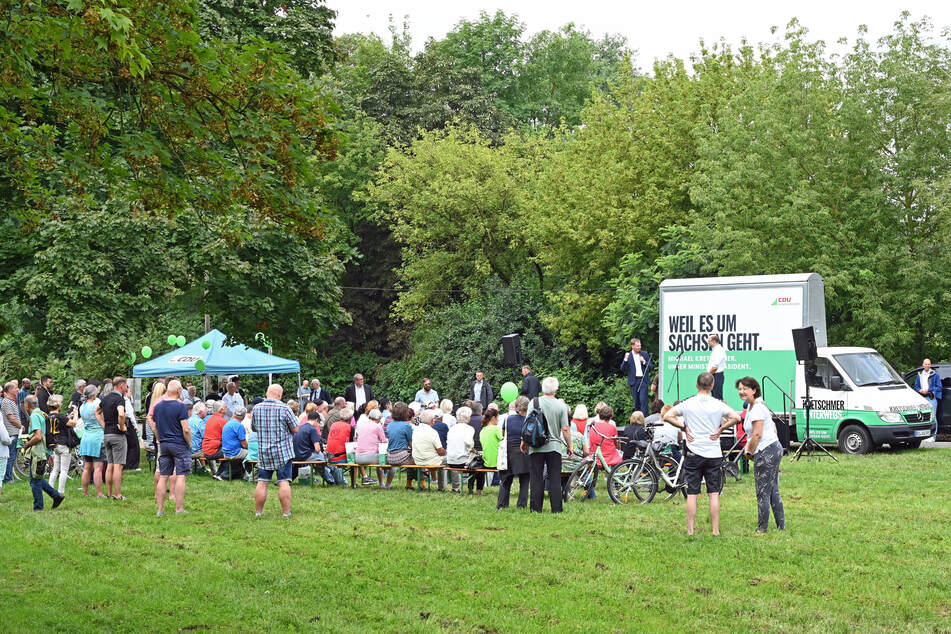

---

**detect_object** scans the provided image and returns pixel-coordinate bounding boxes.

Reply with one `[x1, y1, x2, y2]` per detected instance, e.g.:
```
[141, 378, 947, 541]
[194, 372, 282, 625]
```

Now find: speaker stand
[794, 362, 838, 462]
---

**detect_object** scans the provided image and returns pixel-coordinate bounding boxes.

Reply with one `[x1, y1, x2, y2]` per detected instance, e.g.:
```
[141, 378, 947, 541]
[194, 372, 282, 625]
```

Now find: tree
[367, 126, 534, 320]
[198, 0, 337, 76]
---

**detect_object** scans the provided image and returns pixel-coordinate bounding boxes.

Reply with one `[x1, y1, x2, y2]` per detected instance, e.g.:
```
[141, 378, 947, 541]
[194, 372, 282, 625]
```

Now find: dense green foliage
[3, 449, 951, 631]
[2, 4, 949, 412]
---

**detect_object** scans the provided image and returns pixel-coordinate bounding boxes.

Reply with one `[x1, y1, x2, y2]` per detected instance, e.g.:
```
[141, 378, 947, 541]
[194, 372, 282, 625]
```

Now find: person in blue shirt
[292, 411, 335, 484]
[414, 379, 439, 406]
[188, 401, 207, 469]
[215, 407, 248, 480]
[383, 403, 417, 490]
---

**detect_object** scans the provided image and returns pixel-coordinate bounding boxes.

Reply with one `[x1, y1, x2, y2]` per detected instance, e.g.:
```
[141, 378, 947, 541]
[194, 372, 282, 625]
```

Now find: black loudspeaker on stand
[791, 326, 837, 462]
[501, 333, 522, 382]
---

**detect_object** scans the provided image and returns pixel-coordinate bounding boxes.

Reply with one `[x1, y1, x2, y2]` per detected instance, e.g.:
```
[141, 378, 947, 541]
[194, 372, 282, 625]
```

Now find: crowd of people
[0, 357, 786, 534]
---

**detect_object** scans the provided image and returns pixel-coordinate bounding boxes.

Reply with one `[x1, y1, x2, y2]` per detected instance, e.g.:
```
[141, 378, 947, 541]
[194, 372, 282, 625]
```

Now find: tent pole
[203, 313, 210, 398]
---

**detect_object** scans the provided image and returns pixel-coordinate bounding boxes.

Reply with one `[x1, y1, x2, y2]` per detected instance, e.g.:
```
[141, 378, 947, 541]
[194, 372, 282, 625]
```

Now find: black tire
[656, 455, 688, 500]
[14, 450, 30, 478]
[563, 461, 595, 503]
[608, 458, 656, 504]
[837, 424, 872, 455]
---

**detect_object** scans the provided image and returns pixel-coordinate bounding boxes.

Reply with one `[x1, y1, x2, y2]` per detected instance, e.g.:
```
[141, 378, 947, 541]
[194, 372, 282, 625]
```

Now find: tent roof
[132, 329, 300, 378]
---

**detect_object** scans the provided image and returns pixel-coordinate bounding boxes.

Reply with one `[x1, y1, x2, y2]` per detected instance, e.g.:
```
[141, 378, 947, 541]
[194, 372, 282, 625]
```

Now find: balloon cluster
[131, 334, 208, 373]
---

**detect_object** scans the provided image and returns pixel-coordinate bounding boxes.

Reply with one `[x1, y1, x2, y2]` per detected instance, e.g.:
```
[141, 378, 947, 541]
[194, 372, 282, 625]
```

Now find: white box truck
[658, 273, 933, 453]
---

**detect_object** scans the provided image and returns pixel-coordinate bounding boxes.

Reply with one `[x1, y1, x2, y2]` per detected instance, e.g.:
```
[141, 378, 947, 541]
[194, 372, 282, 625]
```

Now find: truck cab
[792, 346, 933, 453]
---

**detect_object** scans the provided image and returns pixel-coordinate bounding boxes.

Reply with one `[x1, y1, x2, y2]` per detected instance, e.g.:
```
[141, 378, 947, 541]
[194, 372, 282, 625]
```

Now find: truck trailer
[658, 273, 933, 453]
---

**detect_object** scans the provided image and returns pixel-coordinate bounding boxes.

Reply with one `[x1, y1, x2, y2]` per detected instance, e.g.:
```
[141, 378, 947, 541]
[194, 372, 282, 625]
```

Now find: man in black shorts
[153, 380, 192, 516]
[664, 372, 739, 535]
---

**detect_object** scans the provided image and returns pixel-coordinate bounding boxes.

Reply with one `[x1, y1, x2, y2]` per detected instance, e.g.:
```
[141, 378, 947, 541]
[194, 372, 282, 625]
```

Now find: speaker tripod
[794, 362, 838, 462]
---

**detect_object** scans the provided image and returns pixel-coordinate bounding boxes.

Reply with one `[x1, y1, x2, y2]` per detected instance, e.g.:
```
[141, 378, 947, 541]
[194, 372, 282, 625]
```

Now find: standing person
[344, 374, 374, 411]
[17, 377, 32, 429]
[22, 395, 65, 510]
[77, 384, 106, 497]
[621, 338, 653, 416]
[414, 378, 439, 406]
[0, 411, 11, 502]
[251, 384, 298, 517]
[309, 379, 331, 406]
[296, 380, 311, 403]
[221, 382, 244, 419]
[98, 377, 129, 500]
[123, 386, 140, 471]
[731, 377, 785, 533]
[71, 380, 86, 410]
[153, 380, 192, 516]
[663, 372, 740, 536]
[1, 381, 24, 484]
[468, 372, 494, 411]
[498, 396, 531, 509]
[524, 377, 572, 513]
[520, 366, 541, 400]
[411, 409, 447, 490]
[45, 395, 75, 496]
[35, 375, 53, 414]
[707, 335, 727, 401]
[914, 358, 943, 440]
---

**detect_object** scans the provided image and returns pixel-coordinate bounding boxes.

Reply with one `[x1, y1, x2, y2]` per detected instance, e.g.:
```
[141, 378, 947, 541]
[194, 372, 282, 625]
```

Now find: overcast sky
[330, 1, 951, 70]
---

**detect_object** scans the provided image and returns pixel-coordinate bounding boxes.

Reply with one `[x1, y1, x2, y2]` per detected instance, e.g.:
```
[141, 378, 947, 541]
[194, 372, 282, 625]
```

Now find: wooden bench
[443, 467, 499, 494]
[327, 462, 453, 491]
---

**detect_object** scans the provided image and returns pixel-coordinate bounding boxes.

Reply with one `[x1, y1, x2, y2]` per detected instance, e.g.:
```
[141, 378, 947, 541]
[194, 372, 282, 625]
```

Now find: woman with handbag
[497, 396, 531, 509]
[23, 395, 65, 510]
[77, 384, 107, 498]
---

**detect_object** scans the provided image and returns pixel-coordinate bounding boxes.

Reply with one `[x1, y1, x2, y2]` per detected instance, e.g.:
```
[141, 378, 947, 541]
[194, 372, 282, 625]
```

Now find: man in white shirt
[344, 374, 374, 410]
[221, 382, 244, 419]
[707, 335, 727, 401]
[621, 338, 653, 416]
[664, 372, 740, 536]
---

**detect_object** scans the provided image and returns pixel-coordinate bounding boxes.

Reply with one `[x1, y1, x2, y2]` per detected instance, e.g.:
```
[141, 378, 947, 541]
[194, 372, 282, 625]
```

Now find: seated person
[588, 405, 622, 468]
[652, 404, 683, 462]
[384, 402, 416, 490]
[202, 402, 228, 463]
[215, 407, 248, 480]
[620, 411, 648, 460]
[412, 409, 447, 491]
[188, 402, 207, 464]
[293, 412, 335, 485]
[354, 409, 386, 486]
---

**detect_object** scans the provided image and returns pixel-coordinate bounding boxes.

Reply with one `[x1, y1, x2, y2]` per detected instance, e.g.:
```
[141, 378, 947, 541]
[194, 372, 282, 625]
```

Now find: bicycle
[14, 441, 84, 481]
[607, 423, 687, 504]
[563, 423, 625, 503]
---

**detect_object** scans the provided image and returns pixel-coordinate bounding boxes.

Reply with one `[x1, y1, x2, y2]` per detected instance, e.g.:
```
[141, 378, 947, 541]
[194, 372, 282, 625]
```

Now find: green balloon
[195, 359, 205, 372]
[126, 351, 136, 365]
[500, 382, 518, 403]
[141, 346, 152, 359]
[201, 340, 211, 349]
[167, 335, 176, 346]
[176, 335, 186, 347]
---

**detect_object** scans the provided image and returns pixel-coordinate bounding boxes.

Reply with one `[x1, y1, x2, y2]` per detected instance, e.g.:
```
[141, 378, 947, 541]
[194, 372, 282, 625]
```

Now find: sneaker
[176, 509, 188, 514]
[255, 512, 263, 517]
[112, 495, 127, 501]
[282, 512, 292, 517]
[362, 477, 377, 485]
[156, 510, 165, 517]
[52, 495, 65, 509]
[213, 475, 224, 481]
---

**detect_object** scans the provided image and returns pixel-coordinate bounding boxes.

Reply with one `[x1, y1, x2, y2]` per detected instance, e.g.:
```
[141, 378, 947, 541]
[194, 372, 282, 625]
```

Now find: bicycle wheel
[14, 449, 30, 479]
[657, 455, 687, 501]
[608, 458, 656, 504]
[68, 450, 84, 478]
[563, 461, 595, 502]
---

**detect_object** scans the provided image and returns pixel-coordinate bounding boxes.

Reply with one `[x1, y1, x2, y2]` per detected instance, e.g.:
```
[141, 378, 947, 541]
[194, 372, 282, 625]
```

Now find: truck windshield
[833, 352, 904, 387]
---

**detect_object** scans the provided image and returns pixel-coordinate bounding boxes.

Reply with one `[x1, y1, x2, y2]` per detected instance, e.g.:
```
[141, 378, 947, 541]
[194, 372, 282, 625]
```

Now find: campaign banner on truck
[660, 285, 803, 411]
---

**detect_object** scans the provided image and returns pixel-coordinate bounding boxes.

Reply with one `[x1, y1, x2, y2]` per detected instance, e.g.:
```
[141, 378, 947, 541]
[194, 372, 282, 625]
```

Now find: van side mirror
[830, 376, 844, 391]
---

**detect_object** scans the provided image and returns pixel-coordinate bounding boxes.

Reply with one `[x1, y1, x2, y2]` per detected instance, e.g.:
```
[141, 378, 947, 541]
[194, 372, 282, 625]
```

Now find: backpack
[521, 398, 549, 449]
[40, 411, 56, 449]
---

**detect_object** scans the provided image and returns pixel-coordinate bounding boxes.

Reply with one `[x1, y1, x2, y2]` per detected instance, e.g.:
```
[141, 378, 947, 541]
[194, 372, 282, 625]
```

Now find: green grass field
[1, 449, 950, 633]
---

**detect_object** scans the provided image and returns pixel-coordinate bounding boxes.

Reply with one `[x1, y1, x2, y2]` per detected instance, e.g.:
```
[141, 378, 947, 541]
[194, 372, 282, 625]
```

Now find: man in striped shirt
[251, 384, 298, 517]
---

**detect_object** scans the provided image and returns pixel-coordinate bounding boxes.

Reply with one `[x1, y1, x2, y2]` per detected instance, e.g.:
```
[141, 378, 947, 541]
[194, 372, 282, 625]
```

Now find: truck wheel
[837, 425, 872, 454]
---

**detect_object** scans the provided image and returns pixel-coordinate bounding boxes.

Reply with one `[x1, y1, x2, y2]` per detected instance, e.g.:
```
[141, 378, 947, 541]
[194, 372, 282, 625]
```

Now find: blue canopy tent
[132, 329, 300, 378]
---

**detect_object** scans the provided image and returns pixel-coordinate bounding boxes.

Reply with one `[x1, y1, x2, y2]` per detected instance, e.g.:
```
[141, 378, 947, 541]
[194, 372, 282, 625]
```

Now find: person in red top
[202, 401, 228, 461]
[324, 407, 353, 486]
[588, 405, 622, 467]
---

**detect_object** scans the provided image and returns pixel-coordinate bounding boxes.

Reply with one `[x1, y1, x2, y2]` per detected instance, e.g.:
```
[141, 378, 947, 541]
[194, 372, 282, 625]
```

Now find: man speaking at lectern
[621, 338, 652, 416]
